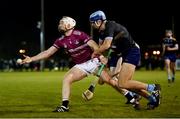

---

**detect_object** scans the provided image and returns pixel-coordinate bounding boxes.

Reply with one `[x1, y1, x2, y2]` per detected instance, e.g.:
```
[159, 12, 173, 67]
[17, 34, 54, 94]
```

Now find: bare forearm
[20, 46, 57, 64]
[87, 40, 99, 51]
[31, 51, 50, 62]
[168, 47, 178, 51]
[31, 46, 57, 62]
[162, 45, 165, 56]
[97, 39, 112, 53]
[98, 45, 109, 53]
[167, 44, 178, 51]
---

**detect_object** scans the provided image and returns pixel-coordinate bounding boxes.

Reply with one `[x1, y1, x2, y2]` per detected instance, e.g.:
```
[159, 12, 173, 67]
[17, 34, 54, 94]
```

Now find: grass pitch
[0, 70, 180, 118]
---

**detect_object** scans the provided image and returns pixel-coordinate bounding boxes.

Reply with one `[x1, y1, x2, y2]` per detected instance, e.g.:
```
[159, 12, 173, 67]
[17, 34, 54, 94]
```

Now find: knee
[108, 79, 118, 87]
[118, 80, 129, 89]
[165, 64, 170, 69]
[63, 74, 73, 84]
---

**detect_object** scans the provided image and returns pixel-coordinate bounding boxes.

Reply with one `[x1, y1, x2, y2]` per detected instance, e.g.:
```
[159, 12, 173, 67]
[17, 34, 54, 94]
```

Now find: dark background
[0, 0, 179, 59]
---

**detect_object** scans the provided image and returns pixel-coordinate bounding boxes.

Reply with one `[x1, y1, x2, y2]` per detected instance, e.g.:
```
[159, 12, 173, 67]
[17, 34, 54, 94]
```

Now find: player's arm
[87, 39, 107, 65]
[22, 46, 58, 64]
[161, 44, 166, 56]
[95, 37, 113, 54]
[99, 38, 103, 46]
[167, 44, 179, 51]
[87, 39, 99, 51]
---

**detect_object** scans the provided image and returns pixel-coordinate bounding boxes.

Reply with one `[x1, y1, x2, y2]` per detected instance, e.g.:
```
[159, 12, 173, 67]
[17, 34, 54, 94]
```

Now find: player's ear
[66, 24, 71, 29]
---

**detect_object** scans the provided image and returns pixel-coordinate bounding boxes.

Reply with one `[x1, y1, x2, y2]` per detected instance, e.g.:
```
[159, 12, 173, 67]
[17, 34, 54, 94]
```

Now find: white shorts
[74, 58, 102, 75]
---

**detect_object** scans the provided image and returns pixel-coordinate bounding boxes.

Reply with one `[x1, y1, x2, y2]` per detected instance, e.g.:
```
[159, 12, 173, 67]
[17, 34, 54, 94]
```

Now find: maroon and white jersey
[53, 30, 93, 64]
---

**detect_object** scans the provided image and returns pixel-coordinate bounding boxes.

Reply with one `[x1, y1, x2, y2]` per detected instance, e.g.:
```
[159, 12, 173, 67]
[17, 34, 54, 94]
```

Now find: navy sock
[125, 92, 133, 100]
[88, 85, 95, 92]
[147, 95, 156, 103]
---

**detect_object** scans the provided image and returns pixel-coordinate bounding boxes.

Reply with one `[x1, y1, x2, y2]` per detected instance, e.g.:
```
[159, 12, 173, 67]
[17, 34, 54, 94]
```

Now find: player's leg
[100, 66, 143, 109]
[99, 56, 125, 93]
[170, 54, 176, 82]
[111, 56, 122, 78]
[117, 63, 151, 97]
[53, 66, 87, 112]
[165, 58, 171, 83]
[98, 55, 119, 84]
[99, 67, 140, 109]
[63, 67, 87, 101]
[99, 56, 141, 109]
[99, 69, 139, 106]
[54, 58, 101, 112]
[116, 57, 141, 103]
[170, 61, 176, 82]
[97, 54, 118, 85]
[110, 57, 138, 105]
[117, 63, 161, 109]
[117, 48, 161, 109]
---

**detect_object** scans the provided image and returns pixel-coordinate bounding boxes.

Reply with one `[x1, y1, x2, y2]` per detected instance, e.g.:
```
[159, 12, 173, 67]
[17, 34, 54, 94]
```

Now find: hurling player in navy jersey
[89, 10, 161, 109]
[19, 16, 138, 112]
[162, 30, 179, 83]
[97, 38, 141, 109]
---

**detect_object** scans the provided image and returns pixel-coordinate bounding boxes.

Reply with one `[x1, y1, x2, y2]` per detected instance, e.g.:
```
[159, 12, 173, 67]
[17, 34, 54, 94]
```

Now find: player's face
[165, 32, 172, 38]
[90, 22, 98, 29]
[90, 20, 102, 29]
[58, 20, 66, 33]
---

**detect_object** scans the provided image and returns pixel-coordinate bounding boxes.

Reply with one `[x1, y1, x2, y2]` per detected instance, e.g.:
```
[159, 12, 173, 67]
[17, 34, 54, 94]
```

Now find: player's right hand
[99, 55, 108, 65]
[21, 55, 32, 64]
[91, 50, 101, 58]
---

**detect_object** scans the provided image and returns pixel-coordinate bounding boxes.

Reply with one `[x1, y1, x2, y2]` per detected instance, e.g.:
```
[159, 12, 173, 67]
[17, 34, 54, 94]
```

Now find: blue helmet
[89, 10, 106, 22]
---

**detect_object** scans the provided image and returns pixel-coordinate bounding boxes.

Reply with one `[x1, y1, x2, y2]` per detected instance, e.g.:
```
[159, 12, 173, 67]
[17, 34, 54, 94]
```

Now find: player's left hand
[21, 55, 32, 64]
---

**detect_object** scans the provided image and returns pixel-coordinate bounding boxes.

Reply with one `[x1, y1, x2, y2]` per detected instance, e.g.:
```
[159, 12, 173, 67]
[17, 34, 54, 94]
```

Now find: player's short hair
[165, 29, 173, 34]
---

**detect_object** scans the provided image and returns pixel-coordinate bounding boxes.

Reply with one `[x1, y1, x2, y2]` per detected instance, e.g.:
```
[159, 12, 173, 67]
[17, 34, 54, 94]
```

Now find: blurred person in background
[162, 29, 179, 83]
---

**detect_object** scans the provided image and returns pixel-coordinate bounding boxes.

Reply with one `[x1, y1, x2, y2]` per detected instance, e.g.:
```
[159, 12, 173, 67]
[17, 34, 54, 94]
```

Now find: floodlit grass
[0, 70, 180, 118]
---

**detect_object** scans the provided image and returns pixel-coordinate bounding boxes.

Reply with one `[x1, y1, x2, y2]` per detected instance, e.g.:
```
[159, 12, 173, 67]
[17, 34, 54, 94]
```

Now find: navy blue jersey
[99, 21, 140, 66]
[162, 37, 178, 54]
[99, 21, 138, 53]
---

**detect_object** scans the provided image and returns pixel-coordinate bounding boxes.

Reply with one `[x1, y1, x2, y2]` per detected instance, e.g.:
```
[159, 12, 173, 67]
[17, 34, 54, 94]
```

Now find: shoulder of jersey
[163, 38, 169, 40]
[73, 30, 82, 35]
[172, 37, 176, 41]
[57, 36, 65, 41]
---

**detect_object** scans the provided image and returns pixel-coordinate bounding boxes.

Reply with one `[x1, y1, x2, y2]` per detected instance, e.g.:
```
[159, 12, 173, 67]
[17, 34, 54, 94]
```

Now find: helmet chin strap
[66, 27, 74, 32]
[66, 27, 75, 33]
[60, 27, 74, 34]
[64, 27, 74, 34]
[98, 22, 103, 32]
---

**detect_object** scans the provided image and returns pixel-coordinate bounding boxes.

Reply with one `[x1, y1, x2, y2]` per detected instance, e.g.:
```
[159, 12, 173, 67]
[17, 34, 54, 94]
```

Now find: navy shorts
[108, 54, 119, 67]
[164, 53, 177, 62]
[122, 48, 140, 66]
